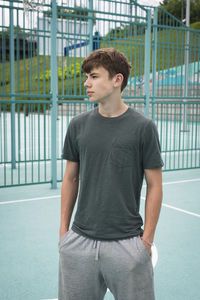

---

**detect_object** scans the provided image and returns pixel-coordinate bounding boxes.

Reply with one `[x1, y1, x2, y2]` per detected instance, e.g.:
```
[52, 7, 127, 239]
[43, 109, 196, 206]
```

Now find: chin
[90, 98, 99, 103]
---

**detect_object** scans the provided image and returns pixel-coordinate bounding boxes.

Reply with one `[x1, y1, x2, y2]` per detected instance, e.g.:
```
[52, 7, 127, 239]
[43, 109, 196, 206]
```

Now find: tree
[159, 0, 200, 24]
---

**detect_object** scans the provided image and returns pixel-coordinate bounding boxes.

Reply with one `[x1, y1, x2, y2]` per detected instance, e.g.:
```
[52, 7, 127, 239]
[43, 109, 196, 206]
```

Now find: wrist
[141, 237, 154, 247]
[60, 224, 68, 231]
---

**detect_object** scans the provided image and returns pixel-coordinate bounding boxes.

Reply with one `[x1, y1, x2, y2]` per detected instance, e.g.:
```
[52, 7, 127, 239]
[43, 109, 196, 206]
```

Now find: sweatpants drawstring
[93, 240, 101, 261]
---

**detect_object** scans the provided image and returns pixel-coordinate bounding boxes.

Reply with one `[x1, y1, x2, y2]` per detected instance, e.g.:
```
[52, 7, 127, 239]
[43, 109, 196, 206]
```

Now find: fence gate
[0, 0, 199, 188]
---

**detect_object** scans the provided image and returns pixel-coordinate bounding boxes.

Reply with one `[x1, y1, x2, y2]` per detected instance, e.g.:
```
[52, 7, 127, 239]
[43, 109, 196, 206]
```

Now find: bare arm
[142, 168, 163, 253]
[59, 160, 79, 239]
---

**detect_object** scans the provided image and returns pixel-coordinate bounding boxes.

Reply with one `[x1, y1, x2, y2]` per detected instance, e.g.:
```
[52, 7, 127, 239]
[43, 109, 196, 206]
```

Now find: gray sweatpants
[58, 229, 155, 300]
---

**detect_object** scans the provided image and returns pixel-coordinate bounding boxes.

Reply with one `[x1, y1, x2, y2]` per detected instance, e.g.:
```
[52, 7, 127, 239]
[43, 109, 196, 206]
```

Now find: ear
[113, 73, 124, 88]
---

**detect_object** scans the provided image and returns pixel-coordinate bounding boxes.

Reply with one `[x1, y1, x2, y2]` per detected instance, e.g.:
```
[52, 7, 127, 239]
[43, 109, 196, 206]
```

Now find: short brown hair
[82, 48, 132, 91]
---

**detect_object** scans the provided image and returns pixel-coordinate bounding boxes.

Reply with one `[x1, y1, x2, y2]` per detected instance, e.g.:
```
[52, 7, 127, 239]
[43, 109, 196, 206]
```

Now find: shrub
[190, 22, 200, 30]
[35, 62, 81, 81]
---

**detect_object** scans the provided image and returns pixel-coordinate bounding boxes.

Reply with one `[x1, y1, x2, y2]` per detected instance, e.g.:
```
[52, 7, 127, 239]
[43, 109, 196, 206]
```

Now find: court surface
[0, 168, 199, 300]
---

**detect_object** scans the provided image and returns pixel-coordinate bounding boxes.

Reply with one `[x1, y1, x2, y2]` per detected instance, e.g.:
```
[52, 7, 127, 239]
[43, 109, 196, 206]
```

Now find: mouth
[87, 91, 94, 96]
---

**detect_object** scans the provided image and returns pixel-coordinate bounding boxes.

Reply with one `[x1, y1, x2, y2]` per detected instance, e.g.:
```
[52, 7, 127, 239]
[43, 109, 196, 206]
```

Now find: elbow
[72, 176, 79, 183]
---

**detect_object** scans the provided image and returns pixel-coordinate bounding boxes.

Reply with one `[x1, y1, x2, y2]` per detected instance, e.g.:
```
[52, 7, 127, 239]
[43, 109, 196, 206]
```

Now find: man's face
[84, 66, 116, 103]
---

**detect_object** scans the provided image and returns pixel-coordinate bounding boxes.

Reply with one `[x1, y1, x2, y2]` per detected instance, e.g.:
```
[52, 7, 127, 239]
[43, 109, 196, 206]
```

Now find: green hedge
[190, 22, 200, 30]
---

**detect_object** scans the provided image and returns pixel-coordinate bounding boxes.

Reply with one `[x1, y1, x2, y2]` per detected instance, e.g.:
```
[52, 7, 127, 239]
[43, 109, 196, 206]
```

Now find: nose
[84, 77, 92, 88]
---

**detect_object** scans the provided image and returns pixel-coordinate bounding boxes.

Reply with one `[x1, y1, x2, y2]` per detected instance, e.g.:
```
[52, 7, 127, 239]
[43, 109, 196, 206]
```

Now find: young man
[59, 48, 163, 300]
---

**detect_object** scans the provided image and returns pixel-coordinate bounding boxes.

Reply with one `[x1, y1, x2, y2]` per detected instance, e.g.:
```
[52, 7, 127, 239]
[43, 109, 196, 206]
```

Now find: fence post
[144, 9, 151, 117]
[89, 0, 93, 53]
[51, 0, 58, 189]
[152, 7, 158, 121]
[10, 0, 16, 169]
[182, 0, 190, 132]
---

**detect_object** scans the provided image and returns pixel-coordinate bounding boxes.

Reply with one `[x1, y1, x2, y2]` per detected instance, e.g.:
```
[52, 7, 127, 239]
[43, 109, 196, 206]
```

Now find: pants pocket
[135, 236, 151, 261]
[58, 229, 72, 250]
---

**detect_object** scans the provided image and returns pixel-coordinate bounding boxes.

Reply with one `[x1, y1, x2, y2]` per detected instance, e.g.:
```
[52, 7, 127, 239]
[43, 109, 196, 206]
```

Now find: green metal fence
[0, 0, 199, 188]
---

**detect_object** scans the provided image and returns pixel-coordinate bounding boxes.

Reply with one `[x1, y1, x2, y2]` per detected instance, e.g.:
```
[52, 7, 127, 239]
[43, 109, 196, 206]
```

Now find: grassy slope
[0, 29, 199, 100]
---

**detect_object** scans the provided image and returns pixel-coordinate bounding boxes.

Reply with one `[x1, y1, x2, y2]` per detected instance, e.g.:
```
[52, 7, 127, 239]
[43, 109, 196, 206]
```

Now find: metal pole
[89, 0, 93, 53]
[144, 9, 151, 117]
[181, 0, 184, 22]
[152, 7, 158, 121]
[10, 0, 16, 169]
[134, 0, 137, 36]
[129, 0, 133, 37]
[51, 0, 58, 189]
[182, 0, 190, 131]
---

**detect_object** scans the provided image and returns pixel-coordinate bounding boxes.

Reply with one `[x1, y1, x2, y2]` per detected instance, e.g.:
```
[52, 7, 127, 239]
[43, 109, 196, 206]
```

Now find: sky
[138, 0, 161, 6]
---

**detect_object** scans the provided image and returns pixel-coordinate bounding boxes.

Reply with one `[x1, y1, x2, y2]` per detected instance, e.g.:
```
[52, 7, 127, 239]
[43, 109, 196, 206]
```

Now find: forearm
[60, 176, 79, 232]
[143, 185, 162, 242]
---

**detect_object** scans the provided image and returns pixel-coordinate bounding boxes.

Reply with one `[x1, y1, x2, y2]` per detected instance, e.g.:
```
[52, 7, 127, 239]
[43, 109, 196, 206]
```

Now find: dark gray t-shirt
[62, 107, 164, 241]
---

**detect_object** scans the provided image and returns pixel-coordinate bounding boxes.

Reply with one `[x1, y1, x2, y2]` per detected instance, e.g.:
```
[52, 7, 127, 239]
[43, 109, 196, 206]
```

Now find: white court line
[162, 203, 200, 218]
[141, 197, 200, 218]
[1, 194, 199, 218]
[0, 195, 60, 205]
[163, 178, 200, 185]
[0, 178, 199, 216]
[143, 178, 200, 187]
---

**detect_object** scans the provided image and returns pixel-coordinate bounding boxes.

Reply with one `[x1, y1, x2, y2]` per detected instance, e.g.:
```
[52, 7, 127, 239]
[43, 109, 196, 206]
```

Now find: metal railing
[1, 100, 199, 187]
[0, 0, 199, 188]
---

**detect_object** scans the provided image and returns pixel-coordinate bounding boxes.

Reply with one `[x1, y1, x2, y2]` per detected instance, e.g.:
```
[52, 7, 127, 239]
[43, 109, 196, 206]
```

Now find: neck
[98, 96, 128, 118]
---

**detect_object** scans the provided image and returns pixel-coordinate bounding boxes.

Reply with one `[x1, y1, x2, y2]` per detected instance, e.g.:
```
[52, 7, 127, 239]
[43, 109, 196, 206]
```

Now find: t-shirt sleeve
[142, 120, 164, 169]
[61, 120, 79, 162]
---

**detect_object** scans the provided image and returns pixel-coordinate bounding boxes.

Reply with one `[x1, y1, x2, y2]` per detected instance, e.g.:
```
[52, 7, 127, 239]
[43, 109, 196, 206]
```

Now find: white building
[38, 17, 90, 57]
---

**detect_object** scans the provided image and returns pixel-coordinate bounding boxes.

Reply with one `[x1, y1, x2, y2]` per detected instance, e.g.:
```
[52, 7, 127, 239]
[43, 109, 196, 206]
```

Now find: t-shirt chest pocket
[109, 138, 135, 168]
